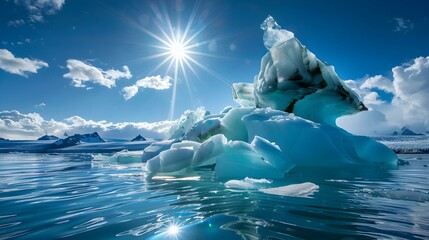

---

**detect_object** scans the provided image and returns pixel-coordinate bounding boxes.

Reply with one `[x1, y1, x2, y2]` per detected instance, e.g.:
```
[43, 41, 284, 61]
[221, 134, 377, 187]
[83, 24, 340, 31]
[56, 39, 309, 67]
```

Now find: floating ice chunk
[215, 140, 284, 179]
[259, 182, 319, 197]
[225, 177, 272, 189]
[251, 136, 295, 172]
[261, 15, 295, 49]
[101, 150, 144, 164]
[141, 140, 176, 163]
[192, 134, 227, 167]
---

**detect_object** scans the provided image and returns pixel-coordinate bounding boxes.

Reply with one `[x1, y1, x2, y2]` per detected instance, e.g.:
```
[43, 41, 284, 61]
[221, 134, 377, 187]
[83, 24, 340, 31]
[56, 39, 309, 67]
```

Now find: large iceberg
[142, 16, 398, 179]
[233, 16, 367, 126]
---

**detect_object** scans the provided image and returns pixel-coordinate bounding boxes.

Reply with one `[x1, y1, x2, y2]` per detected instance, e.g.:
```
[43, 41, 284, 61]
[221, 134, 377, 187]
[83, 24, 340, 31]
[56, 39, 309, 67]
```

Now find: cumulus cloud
[0, 49, 48, 76]
[0, 110, 174, 140]
[359, 75, 394, 93]
[63, 59, 132, 88]
[338, 56, 429, 135]
[7, 19, 25, 27]
[122, 75, 172, 100]
[13, 0, 65, 22]
[393, 17, 414, 32]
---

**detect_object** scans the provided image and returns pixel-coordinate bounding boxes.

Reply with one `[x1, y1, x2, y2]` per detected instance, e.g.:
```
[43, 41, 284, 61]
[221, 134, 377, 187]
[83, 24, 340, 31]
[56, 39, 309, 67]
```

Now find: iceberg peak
[261, 15, 295, 49]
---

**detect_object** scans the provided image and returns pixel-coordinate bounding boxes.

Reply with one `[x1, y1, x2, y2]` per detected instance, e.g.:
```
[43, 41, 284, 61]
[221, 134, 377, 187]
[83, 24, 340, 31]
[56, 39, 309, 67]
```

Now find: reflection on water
[0, 153, 428, 239]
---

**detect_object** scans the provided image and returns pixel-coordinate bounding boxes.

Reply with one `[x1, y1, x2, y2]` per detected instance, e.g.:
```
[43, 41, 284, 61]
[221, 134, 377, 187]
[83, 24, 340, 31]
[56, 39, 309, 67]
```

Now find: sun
[135, 3, 226, 120]
[168, 41, 188, 60]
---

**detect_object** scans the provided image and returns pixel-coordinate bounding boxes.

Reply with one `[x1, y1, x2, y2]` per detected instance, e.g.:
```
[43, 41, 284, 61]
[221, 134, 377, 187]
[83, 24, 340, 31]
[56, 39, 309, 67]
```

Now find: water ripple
[0, 153, 428, 239]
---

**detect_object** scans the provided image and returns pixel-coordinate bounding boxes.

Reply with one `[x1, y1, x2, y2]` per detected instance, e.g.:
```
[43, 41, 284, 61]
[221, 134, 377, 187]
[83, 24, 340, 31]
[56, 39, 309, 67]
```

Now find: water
[0, 153, 428, 239]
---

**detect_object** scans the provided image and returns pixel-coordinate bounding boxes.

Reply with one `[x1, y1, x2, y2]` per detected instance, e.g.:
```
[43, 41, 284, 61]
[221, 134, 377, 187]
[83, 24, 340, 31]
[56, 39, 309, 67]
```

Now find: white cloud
[338, 56, 429, 135]
[359, 75, 394, 93]
[362, 92, 385, 105]
[13, 0, 65, 22]
[122, 75, 172, 100]
[63, 59, 132, 88]
[0, 110, 174, 140]
[7, 19, 25, 27]
[34, 102, 46, 108]
[393, 17, 414, 32]
[0, 49, 48, 77]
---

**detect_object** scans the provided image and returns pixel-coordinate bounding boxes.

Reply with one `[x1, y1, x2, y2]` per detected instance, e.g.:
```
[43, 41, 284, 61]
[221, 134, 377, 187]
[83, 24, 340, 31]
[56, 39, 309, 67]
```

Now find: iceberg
[141, 16, 398, 179]
[233, 16, 367, 126]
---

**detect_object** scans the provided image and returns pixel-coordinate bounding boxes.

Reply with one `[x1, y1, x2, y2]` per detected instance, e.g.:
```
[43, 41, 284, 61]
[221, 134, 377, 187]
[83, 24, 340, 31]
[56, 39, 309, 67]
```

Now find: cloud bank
[338, 56, 429, 135]
[122, 75, 172, 100]
[0, 49, 48, 76]
[64, 59, 132, 88]
[0, 110, 173, 140]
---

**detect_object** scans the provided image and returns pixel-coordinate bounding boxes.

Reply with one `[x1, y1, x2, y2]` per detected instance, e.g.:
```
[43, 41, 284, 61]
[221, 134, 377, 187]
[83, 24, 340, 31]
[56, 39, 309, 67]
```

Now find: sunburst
[136, 3, 226, 120]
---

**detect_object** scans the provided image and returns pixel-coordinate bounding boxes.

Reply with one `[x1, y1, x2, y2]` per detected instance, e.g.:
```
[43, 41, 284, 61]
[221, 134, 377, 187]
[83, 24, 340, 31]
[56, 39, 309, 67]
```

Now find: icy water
[0, 153, 428, 240]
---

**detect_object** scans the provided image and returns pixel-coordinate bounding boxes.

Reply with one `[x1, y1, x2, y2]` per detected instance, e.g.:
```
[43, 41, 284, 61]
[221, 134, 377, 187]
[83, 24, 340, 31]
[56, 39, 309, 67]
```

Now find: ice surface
[224, 177, 272, 189]
[251, 135, 294, 172]
[145, 147, 194, 175]
[374, 136, 429, 154]
[192, 134, 227, 167]
[259, 182, 319, 197]
[144, 106, 398, 178]
[92, 150, 143, 164]
[232, 83, 255, 107]
[168, 107, 209, 140]
[233, 16, 366, 126]
[141, 140, 176, 162]
[214, 140, 285, 179]
[261, 15, 295, 50]
[242, 108, 398, 167]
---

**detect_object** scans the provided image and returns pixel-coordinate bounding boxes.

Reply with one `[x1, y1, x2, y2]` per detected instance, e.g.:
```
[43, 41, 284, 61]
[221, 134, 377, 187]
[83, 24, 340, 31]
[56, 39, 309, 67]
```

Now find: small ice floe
[259, 182, 319, 197]
[224, 177, 272, 190]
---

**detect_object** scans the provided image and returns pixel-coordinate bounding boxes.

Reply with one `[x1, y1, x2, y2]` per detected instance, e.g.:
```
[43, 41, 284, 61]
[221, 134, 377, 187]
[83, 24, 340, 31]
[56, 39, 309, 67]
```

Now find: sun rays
[133, 2, 228, 120]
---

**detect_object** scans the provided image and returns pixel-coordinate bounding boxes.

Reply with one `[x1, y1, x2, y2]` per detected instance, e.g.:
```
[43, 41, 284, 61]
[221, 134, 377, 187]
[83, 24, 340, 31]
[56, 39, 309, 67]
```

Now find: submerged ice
[142, 16, 398, 179]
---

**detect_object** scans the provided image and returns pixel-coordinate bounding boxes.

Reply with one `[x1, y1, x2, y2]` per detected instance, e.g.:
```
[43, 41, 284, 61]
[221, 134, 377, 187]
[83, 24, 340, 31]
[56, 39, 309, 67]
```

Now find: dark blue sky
[1, 0, 428, 123]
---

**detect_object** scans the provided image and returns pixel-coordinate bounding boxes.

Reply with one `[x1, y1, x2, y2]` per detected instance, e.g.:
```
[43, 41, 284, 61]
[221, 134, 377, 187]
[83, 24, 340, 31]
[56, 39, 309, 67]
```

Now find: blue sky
[1, 0, 429, 139]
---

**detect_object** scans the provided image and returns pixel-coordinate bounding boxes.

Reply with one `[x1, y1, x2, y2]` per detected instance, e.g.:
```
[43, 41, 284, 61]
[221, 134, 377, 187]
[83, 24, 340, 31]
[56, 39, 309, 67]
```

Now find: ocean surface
[0, 153, 428, 239]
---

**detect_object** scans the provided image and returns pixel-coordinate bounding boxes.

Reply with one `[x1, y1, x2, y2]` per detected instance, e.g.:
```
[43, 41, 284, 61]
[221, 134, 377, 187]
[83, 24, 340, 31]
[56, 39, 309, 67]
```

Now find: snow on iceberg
[141, 16, 398, 179]
[233, 16, 367, 126]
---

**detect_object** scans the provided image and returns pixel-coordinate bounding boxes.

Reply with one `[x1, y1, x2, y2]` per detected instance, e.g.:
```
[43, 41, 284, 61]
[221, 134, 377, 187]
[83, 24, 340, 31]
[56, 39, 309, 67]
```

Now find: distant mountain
[37, 135, 60, 140]
[0, 137, 8, 141]
[53, 132, 105, 148]
[392, 127, 423, 136]
[131, 134, 146, 142]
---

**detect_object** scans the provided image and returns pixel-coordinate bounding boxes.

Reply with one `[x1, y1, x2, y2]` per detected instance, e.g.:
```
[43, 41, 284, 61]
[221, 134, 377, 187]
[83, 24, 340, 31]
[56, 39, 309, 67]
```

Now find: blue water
[0, 153, 428, 239]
